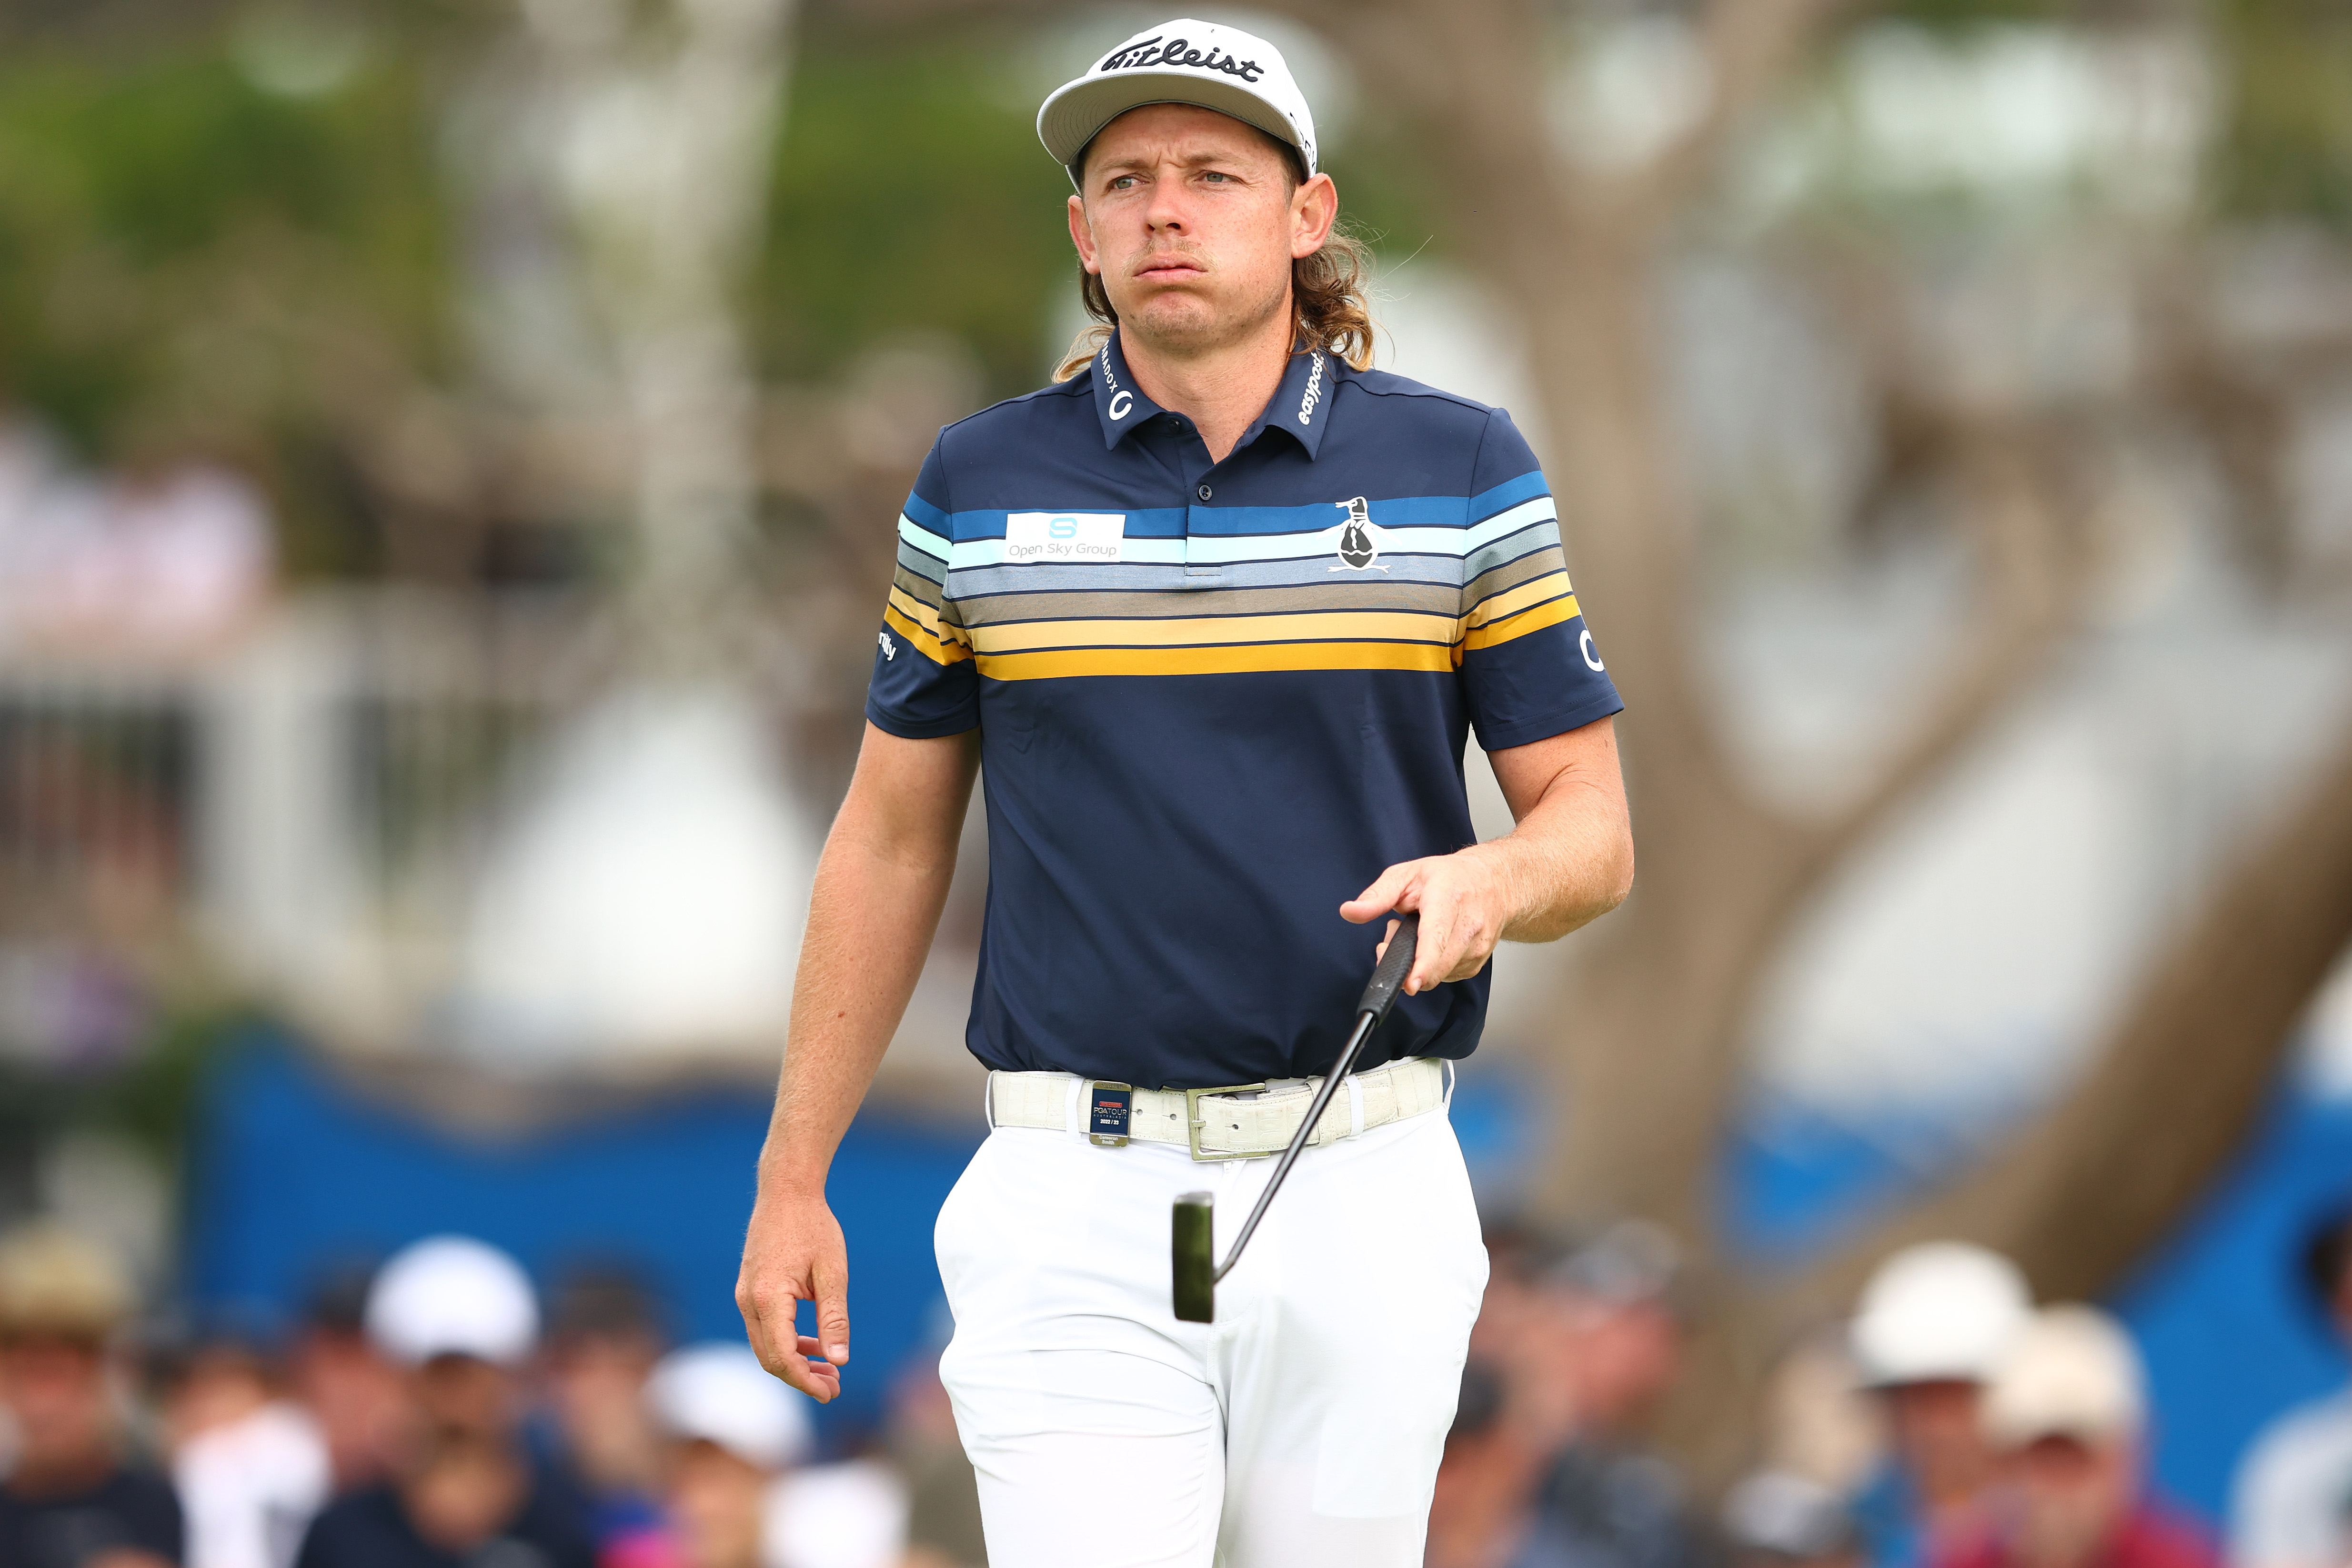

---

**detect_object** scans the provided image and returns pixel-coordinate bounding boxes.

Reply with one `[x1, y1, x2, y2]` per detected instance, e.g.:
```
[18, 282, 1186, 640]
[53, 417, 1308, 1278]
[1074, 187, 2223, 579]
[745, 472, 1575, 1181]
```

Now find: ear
[1068, 193, 1101, 276]
[1290, 172, 1339, 260]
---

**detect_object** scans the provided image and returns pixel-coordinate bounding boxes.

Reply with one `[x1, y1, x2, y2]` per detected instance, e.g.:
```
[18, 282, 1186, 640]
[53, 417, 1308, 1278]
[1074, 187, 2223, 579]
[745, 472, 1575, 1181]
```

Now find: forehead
[1083, 102, 1289, 171]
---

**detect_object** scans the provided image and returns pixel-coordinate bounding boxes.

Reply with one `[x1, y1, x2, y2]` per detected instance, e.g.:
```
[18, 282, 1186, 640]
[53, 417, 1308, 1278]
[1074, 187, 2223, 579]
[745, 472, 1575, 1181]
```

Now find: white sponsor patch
[1004, 512, 1126, 564]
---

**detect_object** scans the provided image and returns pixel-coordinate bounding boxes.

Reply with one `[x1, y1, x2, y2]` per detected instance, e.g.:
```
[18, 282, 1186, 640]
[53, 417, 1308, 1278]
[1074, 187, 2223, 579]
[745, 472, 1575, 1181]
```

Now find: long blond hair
[1052, 224, 1379, 382]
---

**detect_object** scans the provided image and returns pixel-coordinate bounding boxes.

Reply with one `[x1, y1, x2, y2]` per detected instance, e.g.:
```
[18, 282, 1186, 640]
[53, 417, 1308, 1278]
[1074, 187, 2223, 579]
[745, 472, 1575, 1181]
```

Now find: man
[293, 1237, 592, 1568]
[1849, 1243, 2034, 1568]
[0, 1223, 181, 1568]
[735, 17, 1633, 1566]
[1932, 1306, 2212, 1568]
[2232, 1205, 2352, 1568]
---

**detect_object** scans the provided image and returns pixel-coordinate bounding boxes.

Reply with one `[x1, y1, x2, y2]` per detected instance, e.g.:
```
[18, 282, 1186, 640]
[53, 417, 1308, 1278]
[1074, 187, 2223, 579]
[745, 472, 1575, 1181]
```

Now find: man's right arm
[737, 721, 979, 1401]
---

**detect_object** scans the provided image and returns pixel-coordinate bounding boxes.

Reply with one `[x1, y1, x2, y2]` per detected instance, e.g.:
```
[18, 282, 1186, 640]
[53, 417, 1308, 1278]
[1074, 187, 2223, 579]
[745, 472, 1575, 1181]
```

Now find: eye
[1203, 171, 1231, 183]
[1108, 175, 1137, 191]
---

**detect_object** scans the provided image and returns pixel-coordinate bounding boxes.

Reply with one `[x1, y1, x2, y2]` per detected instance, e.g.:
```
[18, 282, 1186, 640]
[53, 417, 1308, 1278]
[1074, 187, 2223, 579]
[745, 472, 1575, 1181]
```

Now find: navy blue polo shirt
[867, 332, 1622, 1089]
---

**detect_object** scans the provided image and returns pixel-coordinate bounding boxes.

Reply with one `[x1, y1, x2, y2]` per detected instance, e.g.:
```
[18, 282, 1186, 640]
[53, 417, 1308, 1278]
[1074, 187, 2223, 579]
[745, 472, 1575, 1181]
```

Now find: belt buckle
[1086, 1082, 1134, 1147]
[1184, 1082, 1269, 1162]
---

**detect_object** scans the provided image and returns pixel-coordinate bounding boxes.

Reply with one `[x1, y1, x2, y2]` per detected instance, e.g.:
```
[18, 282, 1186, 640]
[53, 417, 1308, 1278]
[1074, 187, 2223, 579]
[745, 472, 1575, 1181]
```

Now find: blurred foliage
[0, 7, 460, 573]
[2212, 0, 2352, 227]
[755, 19, 1076, 396]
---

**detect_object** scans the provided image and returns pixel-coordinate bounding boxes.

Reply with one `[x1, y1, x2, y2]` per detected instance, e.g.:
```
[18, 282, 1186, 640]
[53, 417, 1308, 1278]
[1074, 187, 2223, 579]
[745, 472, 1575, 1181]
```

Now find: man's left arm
[1340, 714, 1633, 995]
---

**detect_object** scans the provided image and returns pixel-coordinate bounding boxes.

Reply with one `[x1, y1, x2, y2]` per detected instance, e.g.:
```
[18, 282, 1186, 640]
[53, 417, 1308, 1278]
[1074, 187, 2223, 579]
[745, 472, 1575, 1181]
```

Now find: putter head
[1172, 1191, 1215, 1323]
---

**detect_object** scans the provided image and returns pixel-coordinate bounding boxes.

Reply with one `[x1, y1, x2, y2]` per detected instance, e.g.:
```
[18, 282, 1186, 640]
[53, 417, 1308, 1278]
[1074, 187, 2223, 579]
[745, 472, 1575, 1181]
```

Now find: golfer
[738, 17, 1634, 1565]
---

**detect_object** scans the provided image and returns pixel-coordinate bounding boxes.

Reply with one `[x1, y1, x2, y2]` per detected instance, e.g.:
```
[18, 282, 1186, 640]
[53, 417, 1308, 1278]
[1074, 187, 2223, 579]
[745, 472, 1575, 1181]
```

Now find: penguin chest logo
[1329, 495, 1389, 573]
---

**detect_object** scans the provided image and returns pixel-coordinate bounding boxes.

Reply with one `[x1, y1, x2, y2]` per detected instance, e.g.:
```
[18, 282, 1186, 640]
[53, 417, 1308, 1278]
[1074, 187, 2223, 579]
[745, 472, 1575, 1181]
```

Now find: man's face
[0, 1333, 114, 1473]
[1066, 103, 1337, 359]
[2007, 1433, 2137, 1568]
[1884, 1379, 1990, 1501]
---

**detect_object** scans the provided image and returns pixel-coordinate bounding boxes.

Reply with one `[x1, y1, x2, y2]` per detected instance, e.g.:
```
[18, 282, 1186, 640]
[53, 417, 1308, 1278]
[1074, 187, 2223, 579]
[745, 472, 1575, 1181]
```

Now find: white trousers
[933, 1094, 1488, 1568]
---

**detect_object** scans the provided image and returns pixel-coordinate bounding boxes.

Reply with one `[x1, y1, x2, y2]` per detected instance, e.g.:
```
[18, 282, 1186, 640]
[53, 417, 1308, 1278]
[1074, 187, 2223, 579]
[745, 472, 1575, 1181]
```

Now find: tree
[1266, 0, 2352, 1478]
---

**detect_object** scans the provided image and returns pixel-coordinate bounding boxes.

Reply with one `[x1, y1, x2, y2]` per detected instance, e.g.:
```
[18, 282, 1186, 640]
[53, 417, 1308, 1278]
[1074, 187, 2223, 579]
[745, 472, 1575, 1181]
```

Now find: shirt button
[1197, 484, 1213, 502]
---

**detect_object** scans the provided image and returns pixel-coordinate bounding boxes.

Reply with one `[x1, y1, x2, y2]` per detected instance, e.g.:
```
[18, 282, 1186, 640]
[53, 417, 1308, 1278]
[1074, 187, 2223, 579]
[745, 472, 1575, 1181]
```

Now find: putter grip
[1354, 911, 1421, 1022]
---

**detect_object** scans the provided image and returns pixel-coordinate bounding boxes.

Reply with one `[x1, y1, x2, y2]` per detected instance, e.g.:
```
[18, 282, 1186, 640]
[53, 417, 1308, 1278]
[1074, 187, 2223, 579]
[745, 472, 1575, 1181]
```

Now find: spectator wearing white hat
[631, 1343, 905, 1568]
[291, 1236, 593, 1568]
[1848, 1243, 2033, 1568]
[1931, 1306, 2213, 1568]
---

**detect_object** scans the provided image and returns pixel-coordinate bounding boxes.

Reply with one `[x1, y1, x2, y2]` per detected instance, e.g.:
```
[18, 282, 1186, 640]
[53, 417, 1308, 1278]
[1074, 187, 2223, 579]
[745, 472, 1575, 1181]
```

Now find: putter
[1172, 911, 1421, 1323]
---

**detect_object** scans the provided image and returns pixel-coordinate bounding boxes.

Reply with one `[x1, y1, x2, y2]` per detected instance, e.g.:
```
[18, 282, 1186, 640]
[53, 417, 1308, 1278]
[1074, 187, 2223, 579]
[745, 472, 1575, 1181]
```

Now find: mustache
[1128, 243, 1211, 276]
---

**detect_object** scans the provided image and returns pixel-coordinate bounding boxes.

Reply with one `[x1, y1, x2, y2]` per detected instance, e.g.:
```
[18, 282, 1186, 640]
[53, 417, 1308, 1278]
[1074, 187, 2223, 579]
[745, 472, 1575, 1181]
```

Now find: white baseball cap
[364, 1236, 539, 1367]
[1038, 18, 1317, 186]
[1981, 1305, 2146, 1449]
[645, 1342, 813, 1472]
[1850, 1241, 2031, 1387]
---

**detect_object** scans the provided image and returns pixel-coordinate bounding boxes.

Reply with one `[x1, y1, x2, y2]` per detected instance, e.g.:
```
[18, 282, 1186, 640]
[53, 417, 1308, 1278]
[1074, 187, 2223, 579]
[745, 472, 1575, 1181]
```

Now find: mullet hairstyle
[1052, 147, 1378, 382]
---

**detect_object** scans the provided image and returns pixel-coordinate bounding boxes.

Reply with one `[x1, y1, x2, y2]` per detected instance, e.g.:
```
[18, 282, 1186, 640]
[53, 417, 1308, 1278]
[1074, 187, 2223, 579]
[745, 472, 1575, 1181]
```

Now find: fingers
[814, 1254, 851, 1368]
[1340, 861, 1424, 925]
[1373, 916, 1400, 964]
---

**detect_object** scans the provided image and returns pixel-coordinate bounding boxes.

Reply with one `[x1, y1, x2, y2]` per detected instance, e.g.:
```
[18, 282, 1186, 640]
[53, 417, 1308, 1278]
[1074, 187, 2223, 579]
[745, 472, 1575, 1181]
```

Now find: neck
[1119, 299, 1294, 462]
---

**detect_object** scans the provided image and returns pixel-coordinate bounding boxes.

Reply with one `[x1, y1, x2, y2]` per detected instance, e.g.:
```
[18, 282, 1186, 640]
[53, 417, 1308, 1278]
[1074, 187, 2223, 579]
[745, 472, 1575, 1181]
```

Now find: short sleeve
[866, 442, 980, 738]
[1456, 409, 1623, 752]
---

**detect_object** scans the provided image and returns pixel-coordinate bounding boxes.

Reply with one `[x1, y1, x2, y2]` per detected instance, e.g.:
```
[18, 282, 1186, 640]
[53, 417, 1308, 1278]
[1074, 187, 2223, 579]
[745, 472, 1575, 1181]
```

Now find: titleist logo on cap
[1099, 35, 1267, 83]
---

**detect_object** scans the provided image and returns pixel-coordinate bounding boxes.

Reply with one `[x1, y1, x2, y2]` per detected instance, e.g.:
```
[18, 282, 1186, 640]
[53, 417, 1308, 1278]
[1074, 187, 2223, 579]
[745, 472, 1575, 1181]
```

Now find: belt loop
[1441, 1057, 1455, 1106]
[1346, 1071, 1365, 1139]
[1064, 1075, 1086, 1140]
[983, 1071, 999, 1131]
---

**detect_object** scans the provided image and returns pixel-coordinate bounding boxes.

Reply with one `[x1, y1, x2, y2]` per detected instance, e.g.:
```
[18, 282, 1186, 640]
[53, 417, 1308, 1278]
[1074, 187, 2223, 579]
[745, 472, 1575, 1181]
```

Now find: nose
[1143, 177, 1189, 235]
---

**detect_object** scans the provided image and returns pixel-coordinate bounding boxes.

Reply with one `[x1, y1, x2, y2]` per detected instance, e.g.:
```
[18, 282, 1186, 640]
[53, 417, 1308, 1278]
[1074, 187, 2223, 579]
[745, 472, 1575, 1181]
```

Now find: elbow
[1598, 827, 1635, 915]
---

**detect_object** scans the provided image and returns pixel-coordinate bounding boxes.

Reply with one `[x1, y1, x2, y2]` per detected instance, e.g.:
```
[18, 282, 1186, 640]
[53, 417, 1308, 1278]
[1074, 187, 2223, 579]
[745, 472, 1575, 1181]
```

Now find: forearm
[757, 834, 956, 1193]
[1477, 763, 1635, 944]
[755, 724, 976, 1196]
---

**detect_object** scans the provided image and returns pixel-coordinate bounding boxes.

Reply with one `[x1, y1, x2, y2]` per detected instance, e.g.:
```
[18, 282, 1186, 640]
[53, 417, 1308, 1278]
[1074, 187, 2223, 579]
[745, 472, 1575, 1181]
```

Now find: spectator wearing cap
[1933, 1306, 2212, 1568]
[2231, 1206, 2352, 1568]
[0, 1222, 183, 1568]
[624, 1343, 905, 1568]
[291, 1237, 593, 1568]
[1849, 1243, 2033, 1568]
[150, 1313, 330, 1568]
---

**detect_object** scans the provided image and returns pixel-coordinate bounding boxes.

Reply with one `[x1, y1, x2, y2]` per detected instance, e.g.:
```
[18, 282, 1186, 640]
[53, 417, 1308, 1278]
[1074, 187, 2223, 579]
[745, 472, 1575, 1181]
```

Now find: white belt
[985, 1057, 1447, 1160]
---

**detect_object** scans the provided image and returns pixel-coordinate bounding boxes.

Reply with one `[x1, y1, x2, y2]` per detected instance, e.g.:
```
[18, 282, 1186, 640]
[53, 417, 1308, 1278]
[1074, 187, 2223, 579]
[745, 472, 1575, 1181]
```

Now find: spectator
[292, 1236, 593, 1568]
[1533, 1221, 1711, 1568]
[0, 1222, 182, 1568]
[2232, 1207, 2352, 1568]
[152, 1317, 330, 1568]
[883, 1336, 985, 1568]
[1935, 1306, 2212, 1568]
[287, 1267, 405, 1496]
[1427, 1358, 1571, 1568]
[636, 1341, 905, 1568]
[1849, 1243, 2033, 1568]
[1723, 1471, 1862, 1568]
[1428, 1221, 1707, 1568]
[540, 1267, 668, 1554]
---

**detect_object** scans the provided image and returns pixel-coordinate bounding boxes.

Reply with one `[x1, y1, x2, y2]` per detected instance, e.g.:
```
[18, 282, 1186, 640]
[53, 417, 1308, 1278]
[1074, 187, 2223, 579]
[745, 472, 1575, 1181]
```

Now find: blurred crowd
[10, 1208, 2352, 1568]
[0, 1228, 984, 1568]
[1427, 1211, 2352, 1568]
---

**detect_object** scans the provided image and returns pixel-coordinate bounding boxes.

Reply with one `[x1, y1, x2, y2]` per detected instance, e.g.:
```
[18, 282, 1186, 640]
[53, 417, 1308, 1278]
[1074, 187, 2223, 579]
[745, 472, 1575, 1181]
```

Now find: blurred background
[0, 0, 2350, 1566]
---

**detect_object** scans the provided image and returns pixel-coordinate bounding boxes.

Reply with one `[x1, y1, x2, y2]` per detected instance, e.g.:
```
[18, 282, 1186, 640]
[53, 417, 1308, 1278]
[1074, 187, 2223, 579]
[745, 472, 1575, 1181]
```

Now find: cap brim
[1040, 71, 1307, 179]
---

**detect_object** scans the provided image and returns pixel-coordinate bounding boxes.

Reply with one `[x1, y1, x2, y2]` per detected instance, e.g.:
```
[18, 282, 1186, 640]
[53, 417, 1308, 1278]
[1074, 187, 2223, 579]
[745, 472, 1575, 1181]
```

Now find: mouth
[1132, 253, 1208, 283]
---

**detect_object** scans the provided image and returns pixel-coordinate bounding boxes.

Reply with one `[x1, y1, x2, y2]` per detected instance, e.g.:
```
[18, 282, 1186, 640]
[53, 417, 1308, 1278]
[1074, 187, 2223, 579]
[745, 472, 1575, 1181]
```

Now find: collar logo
[1297, 352, 1326, 427]
[1099, 347, 1133, 421]
[1099, 35, 1267, 83]
[1330, 496, 1388, 573]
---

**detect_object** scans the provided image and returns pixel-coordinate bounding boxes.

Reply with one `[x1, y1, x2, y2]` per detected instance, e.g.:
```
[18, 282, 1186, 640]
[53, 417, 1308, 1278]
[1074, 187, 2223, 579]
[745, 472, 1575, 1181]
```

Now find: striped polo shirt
[867, 332, 1621, 1089]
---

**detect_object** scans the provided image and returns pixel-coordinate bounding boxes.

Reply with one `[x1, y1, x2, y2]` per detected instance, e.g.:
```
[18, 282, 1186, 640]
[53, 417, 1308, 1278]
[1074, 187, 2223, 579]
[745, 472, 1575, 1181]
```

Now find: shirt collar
[1089, 330, 1338, 460]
